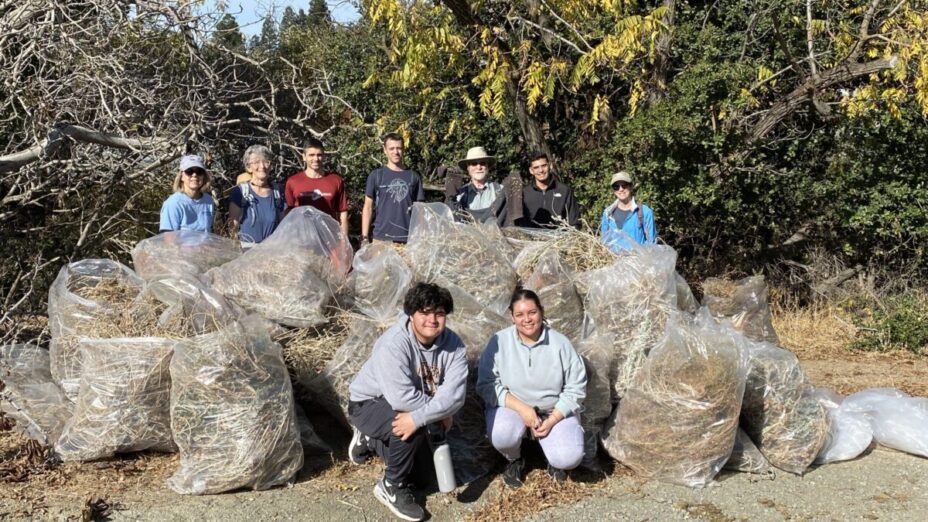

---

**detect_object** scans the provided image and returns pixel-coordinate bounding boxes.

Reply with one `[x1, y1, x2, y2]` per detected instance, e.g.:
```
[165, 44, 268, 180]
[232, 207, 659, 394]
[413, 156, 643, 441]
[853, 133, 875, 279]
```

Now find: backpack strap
[239, 183, 257, 226]
[271, 183, 284, 223]
[636, 205, 650, 242]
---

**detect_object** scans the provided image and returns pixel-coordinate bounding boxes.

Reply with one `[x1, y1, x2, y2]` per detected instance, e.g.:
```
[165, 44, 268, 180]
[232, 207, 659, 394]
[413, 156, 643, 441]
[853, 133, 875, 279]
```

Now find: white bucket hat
[457, 146, 496, 169]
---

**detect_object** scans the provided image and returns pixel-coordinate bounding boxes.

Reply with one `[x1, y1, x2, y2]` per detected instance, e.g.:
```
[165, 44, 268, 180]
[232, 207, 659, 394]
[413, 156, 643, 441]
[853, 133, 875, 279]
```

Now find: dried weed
[464, 470, 601, 522]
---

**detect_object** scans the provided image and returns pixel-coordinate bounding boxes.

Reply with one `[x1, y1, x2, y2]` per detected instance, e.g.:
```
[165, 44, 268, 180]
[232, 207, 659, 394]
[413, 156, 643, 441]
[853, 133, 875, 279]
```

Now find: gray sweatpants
[485, 406, 584, 470]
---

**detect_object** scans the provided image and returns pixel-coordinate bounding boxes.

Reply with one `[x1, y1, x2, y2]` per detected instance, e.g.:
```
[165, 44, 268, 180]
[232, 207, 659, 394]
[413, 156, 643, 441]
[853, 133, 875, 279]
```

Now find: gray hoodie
[477, 325, 587, 418]
[349, 314, 468, 428]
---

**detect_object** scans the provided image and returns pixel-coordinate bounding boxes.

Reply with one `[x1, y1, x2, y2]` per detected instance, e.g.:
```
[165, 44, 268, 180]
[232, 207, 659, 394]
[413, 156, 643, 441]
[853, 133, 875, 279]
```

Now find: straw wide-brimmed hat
[458, 146, 496, 169]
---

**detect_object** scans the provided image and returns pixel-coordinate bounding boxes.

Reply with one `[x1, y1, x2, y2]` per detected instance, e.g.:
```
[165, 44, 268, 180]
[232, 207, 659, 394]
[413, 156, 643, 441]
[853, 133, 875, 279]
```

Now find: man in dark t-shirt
[284, 137, 349, 236]
[361, 133, 425, 243]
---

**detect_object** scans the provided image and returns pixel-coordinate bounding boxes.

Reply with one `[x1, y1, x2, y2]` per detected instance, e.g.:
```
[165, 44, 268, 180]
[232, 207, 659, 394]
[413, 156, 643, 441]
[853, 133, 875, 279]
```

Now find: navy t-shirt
[230, 185, 285, 243]
[365, 167, 425, 242]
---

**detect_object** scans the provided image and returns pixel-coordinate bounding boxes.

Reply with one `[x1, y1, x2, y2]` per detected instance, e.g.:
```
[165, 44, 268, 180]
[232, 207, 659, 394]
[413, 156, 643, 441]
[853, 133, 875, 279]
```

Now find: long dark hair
[508, 288, 545, 318]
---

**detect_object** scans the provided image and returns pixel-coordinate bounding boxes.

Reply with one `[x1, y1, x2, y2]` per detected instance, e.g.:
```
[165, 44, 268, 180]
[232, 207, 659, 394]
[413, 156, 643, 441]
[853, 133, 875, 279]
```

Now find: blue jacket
[599, 198, 657, 253]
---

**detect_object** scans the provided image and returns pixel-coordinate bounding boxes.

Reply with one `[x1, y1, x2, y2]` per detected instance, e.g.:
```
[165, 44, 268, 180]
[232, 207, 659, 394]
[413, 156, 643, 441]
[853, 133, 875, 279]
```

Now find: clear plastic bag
[445, 284, 509, 364]
[524, 251, 584, 342]
[446, 375, 500, 485]
[141, 275, 243, 335]
[674, 272, 698, 314]
[307, 317, 387, 426]
[740, 341, 829, 474]
[602, 310, 748, 487]
[48, 259, 145, 401]
[841, 388, 928, 458]
[407, 203, 517, 315]
[724, 427, 771, 473]
[349, 243, 413, 324]
[578, 245, 679, 398]
[207, 207, 351, 328]
[813, 388, 873, 464]
[703, 275, 779, 343]
[168, 316, 303, 495]
[0, 344, 72, 446]
[575, 334, 616, 469]
[55, 337, 175, 461]
[132, 230, 242, 281]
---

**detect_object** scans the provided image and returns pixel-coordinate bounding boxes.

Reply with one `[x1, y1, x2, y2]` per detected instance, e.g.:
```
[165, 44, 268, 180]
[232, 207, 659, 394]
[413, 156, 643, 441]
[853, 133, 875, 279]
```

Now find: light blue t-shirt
[159, 192, 215, 232]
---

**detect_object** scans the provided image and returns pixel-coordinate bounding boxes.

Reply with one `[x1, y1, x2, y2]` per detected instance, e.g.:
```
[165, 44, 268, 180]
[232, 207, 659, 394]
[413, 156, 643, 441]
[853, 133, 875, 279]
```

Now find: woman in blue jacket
[599, 171, 657, 252]
[477, 289, 587, 488]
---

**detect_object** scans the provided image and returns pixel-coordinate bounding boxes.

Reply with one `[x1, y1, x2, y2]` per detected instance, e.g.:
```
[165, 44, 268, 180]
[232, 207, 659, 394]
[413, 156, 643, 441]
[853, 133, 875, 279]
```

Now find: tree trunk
[441, 0, 552, 160]
[647, 0, 675, 104]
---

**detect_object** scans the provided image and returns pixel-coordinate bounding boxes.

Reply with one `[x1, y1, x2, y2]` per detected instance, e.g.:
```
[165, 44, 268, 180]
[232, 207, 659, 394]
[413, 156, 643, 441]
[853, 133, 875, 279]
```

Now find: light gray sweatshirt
[349, 314, 468, 427]
[476, 325, 587, 418]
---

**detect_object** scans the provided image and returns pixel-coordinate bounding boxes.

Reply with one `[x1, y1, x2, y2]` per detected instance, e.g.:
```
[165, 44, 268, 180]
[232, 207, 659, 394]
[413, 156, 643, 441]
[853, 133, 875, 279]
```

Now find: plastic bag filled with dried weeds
[524, 251, 584, 342]
[702, 275, 779, 343]
[48, 259, 145, 401]
[740, 341, 829, 474]
[207, 207, 351, 328]
[603, 310, 749, 487]
[168, 316, 303, 495]
[55, 337, 175, 461]
[141, 275, 243, 335]
[578, 245, 679, 398]
[407, 203, 517, 315]
[575, 334, 616, 469]
[307, 316, 388, 426]
[132, 230, 242, 281]
[724, 427, 771, 473]
[349, 243, 412, 323]
[445, 285, 509, 363]
[0, 344, 72, 446]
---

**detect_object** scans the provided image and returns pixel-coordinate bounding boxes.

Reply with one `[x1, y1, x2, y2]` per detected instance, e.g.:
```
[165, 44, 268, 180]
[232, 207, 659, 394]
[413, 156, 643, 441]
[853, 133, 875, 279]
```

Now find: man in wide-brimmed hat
[446, 146, 507, 226]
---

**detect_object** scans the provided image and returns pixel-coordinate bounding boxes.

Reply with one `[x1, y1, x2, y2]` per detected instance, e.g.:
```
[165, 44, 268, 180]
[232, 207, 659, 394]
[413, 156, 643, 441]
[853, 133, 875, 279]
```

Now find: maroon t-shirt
[284, 171, 349, 220]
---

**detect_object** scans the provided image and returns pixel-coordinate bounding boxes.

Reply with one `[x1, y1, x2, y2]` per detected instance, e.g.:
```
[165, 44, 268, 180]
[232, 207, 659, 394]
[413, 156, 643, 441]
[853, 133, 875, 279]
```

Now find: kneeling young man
[348, 283, 467, 521]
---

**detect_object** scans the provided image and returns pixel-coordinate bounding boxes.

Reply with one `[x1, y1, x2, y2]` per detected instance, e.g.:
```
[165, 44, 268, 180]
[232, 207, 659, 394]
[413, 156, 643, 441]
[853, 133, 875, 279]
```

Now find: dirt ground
[2, 309, 927, 521]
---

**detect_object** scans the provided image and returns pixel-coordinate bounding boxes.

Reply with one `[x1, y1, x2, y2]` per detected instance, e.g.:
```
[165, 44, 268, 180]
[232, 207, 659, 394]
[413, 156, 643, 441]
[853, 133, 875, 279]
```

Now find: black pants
[349, 397, 427, 485]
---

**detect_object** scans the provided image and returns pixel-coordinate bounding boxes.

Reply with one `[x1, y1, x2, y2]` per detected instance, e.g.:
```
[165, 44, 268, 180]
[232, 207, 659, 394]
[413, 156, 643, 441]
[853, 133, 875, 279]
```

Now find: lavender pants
[486, 407, 584, 470]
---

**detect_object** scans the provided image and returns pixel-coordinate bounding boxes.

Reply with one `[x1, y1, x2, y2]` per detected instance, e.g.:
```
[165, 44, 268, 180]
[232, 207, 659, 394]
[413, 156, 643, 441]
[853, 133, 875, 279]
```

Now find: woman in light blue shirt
[159, 154, 215, 232]
[599, 170, 657, 252]
[477, 288, 587, 488]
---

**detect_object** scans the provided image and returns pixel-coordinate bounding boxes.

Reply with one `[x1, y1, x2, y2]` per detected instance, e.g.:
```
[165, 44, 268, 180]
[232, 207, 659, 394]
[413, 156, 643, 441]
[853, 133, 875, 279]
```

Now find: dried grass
[772, 303, 857, 360]
[740, 345, 830, 475]
[511, 226, 616, 282]
[279, 312, 353, 389]
[464, 470, 601, 522]
[605, 347, 744, 487]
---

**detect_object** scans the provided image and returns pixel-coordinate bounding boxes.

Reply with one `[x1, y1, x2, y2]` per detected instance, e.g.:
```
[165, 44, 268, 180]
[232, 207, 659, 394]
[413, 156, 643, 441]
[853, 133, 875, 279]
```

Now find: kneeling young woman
[476, 289, 587, 488]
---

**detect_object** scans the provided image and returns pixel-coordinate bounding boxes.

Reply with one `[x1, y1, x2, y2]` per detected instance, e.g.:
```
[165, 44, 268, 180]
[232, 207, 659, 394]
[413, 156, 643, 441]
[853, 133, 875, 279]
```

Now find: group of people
[348, 282, 587, 521]
[158, 134, 658, 252]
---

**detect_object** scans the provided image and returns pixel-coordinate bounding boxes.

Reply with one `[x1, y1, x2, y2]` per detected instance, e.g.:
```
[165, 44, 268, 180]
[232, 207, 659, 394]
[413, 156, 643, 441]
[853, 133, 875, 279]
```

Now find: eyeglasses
[247, 159, 271, 166]
[184, 169, 206, 177]
[469, 161, 488, 167]
[612, 182, 631, 190]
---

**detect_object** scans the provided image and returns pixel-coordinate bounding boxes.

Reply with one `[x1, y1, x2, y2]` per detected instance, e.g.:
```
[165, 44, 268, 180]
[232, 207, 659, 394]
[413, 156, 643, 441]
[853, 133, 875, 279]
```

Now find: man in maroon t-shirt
[284, 137, 349, 235]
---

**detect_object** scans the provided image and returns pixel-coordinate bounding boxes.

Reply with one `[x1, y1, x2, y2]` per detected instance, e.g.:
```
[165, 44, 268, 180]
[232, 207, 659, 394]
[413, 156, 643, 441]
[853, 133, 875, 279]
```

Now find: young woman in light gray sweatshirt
[476, 288, 587, 488]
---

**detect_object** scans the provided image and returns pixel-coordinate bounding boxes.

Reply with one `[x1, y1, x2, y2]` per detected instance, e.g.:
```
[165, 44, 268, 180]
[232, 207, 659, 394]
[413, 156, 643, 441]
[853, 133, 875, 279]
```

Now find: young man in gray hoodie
[347, 282, 467, 522]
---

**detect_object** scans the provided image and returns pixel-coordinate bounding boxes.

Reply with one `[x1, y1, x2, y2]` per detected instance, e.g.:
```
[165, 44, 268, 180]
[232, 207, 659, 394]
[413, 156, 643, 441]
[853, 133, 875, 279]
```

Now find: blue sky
[217, 1, 360, 36]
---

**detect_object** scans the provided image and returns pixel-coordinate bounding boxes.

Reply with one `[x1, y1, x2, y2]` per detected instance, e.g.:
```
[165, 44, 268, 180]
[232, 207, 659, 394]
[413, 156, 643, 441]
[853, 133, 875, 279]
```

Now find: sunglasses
[612, 182, 631, 190]
[469, 160, 489, 167]
[184, 169, 206, 177]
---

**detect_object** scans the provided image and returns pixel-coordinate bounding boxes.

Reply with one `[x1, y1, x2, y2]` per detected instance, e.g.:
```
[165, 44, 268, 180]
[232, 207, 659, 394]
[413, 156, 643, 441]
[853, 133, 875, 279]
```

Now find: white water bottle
[429, 424, 457, 493]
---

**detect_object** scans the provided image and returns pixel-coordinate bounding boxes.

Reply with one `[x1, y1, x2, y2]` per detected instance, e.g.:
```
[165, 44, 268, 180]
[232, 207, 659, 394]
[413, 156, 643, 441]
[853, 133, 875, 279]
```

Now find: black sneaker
[547, 464, 567, 483]
[348, 427, 371, 465]
[502, 457, 524, 488]
[373, 478, 424, 521]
